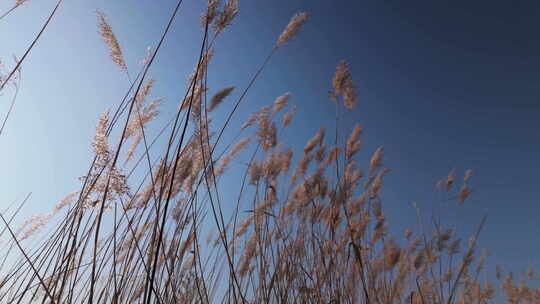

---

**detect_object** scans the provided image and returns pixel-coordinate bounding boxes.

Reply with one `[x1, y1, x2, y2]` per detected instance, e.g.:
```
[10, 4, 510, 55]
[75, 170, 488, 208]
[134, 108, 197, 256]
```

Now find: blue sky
[1, 0, 539, 280]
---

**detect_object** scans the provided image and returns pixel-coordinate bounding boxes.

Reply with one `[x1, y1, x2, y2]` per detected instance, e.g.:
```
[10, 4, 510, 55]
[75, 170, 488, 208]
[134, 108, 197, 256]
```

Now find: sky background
[0, 0, 539, 283]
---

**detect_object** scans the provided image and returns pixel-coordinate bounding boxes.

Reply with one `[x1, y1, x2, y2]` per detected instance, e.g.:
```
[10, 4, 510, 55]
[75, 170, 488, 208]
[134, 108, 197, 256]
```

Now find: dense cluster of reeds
[0, 0, 539, 303]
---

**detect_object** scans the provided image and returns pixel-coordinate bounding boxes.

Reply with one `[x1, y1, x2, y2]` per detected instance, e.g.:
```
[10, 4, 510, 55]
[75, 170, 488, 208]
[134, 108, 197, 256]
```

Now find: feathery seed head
[346, 124, 363, 160]
[212, 0, 239, 35]
[201, 0, 219, 27]
[458, 184, 472, 204]
[445, 168, 457, 191]
[96, 10, 127, 72]
[369, 146, 384, 174]
[216, 137, 250, 175]
[53, 191, 78, 213]
[273, 92, 291, 112]
[282, 105, 297, 128]
[304, 127, 325, 154]
[209, 86, 235, 112]
[92, 109, 111, 161]
[276, 12, 310, 48]
[464, 169, 474, 182]
[331, 61, 357, 109]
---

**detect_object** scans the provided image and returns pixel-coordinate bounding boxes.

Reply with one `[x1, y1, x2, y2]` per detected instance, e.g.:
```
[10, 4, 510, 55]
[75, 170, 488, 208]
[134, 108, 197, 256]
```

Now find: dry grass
[0, 0, 537, 303]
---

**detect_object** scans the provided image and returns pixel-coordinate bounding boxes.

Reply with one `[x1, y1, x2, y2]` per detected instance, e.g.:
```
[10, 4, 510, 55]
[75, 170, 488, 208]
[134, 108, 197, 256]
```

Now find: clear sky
[1, 0, 539, 280]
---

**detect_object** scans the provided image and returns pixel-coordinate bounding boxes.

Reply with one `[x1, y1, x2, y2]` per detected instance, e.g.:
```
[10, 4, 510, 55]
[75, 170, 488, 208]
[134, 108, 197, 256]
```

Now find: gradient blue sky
[1, 0, 539, 279]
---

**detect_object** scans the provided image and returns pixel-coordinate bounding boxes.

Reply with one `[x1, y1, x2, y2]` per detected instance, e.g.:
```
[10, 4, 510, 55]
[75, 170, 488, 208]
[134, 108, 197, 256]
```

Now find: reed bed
[0, 1, 537, 303]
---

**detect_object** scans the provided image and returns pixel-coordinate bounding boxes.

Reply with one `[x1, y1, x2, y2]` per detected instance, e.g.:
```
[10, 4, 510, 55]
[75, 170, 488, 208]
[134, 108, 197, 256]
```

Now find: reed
[0, 1, 535, 303]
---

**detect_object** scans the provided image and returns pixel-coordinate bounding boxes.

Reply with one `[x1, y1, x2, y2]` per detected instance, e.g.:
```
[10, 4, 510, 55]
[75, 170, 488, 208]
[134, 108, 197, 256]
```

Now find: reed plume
[96, 9, 127, 72]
